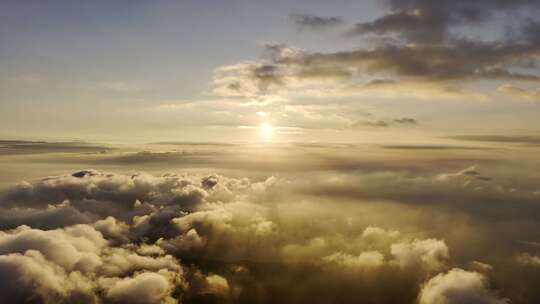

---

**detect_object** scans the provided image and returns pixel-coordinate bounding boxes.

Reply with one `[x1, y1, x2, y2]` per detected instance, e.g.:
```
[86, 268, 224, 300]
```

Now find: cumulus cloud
[104, 272, 175, 304]
[0, 170, 289, 302]
[0, 201, 94, 230]
[0, 167, 538, 302]
[418, 268, 509, 304]
[0, 224, 184, 303]
[391, 238, 449, 272]
[322, 251, 385, 269]
[0, 251, 73, 303]
[0, 170, 251, 216]
[201, 274, 230, 295]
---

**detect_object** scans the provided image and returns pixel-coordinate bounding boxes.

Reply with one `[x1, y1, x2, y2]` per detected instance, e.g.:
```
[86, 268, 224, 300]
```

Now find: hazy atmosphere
[1, 1, 540, 303]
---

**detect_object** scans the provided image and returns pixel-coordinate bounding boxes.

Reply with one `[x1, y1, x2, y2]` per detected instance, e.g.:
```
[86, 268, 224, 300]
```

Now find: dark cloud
[273, 42, 540, 82]
[253, 64, 284, 90]
[206, 0, 540, 127]
[295, 65, 352, 79]
[345, 9, 451, 43]
[394, 117, 417, 124]
[213, 32, 540, 102]
[521, 18, 540, 45]
[239, 1, 540, 98]
[290, 14, 344, 31]
[346, 0, 540, 44]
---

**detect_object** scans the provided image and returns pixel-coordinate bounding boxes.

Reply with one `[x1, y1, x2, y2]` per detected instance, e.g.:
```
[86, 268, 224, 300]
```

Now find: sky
[1, 0, 540, 143]
[2, 1, 540, 304]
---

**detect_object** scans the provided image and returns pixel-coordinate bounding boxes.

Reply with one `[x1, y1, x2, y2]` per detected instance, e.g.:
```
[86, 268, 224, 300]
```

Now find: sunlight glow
[259, 123, 273, 138]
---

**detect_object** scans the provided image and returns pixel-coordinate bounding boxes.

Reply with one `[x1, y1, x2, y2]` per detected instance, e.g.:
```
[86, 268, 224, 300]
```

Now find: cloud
[227, 6, 540, 106]
[211, 55, 353, 103]
[497, 84, 540, 101]
[0, 140, 111, 156]
[418, 268, 509, 304]
[477, 68, 540, 82]
[0, 169, 446, 302]
[275, 43, 540, 83]
[342, 78, 488, 101]
[0, 167, 539, 302]
[302, 165, 540, 223]
[346, 0, 540, 44]
[0, 224, 185, 303]
[515, 253, 540, 266]
[322, 251, 385, 269]
[105, 272, 175, 304]
[232, 44, 495, 101]
[213, 62, 285, 100]
[0, 201, 95, 230]
[201, 274, 230, 295]
[212, 29, 540, 106]
[290, 14, 344, 31]
[345, 9, 450, 43]
[391, 239, 449, 272]
[352, 119, 389, 128]
[0, 250, 96, 303]
[394, 117, 417, 124]
[450, 135, 540, 145]
[381, 145, 490, 150]
[0, 170, 218, 213]
[352, 116, 419, 129]
[0, 225, 106, 272]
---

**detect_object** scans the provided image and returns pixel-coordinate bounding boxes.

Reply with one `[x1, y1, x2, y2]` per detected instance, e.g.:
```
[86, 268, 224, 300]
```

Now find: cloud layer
[0, 161, 538, 303]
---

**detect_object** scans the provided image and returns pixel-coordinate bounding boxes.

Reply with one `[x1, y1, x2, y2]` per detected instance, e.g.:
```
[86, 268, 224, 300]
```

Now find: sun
[259, 123, 273, 138]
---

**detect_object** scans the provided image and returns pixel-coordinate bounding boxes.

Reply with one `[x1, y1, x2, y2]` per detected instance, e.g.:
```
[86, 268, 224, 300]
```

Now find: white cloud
[419, 268, 509, 304]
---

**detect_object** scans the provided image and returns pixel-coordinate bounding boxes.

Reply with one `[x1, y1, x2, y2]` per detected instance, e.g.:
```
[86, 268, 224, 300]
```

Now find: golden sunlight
[259, 123, 273, 138]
